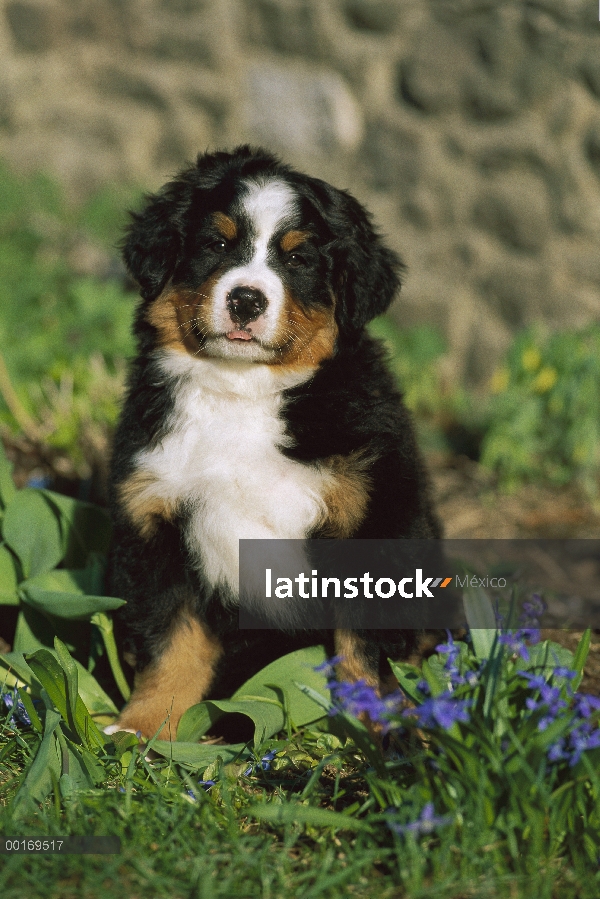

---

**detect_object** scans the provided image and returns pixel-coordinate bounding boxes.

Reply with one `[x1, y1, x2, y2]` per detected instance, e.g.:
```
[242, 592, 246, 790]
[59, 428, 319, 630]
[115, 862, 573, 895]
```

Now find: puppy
[106, 146, 441, 740]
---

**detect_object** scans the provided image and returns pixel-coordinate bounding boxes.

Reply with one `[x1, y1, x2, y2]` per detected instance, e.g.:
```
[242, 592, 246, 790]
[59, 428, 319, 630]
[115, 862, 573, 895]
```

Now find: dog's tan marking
[119, 470, 178, 538]
[269, 292, 338, 370]
[213, 212, 237, 241]
[146, 280, 219, 355]
[316, 450, 374, 537]
[280, 230, 311, 253]
[113, 613, 223, 741]
[334, 629, 378, 687]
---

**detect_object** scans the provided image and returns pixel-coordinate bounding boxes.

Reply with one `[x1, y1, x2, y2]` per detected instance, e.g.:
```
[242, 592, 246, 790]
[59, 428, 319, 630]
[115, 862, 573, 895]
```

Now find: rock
[472, 173, 552, 254]
[244, 63, 363, 155]
[6, 0, 57, 52]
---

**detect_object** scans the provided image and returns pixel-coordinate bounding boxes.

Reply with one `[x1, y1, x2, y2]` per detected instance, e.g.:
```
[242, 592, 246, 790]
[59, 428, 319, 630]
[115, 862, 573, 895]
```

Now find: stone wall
[1, 0, 600, 381]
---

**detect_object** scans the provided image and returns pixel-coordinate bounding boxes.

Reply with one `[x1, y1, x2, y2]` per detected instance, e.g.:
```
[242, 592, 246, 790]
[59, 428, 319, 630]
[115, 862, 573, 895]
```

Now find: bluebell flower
[313, 655, 344, 677]
[1, 689, 31, 727]
[387, 802, 452, 836]
[572, 693, 600, 719]
[327, 678, 404, 733]
[520, 594, 546, 625]
[402, 693, 471, 730]
[498, 630, 539, 661]
[186, 779, 216, 801]
[244, 750, 278, 777]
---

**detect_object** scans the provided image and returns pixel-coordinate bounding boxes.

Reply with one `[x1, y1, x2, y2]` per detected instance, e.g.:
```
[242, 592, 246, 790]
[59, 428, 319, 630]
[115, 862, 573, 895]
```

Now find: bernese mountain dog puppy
[106, 146, 441, 740]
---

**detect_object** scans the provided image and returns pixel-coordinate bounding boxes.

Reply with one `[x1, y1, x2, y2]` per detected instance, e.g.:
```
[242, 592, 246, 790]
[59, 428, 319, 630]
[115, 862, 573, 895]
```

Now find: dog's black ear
[122, 178, 192, 301]
[325, 187, 405, 334]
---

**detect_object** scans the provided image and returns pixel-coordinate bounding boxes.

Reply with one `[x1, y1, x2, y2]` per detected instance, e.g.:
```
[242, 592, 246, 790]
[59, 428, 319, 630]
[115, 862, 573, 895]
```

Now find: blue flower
[186, 779, 216, 801]
[314, 655, 344, 677]
[1, 689, 31, 727]
[402, 693, 471, 730]
[327, 678, 404, 732]
[387, 802, 452, 836]
[520, 594, 546, 626]
[244, 750, 278, 777]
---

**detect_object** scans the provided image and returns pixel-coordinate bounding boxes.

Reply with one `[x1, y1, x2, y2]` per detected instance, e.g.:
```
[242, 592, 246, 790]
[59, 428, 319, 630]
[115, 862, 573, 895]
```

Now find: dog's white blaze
[133, 349, 328, 603]
[210, 180, 295, 340]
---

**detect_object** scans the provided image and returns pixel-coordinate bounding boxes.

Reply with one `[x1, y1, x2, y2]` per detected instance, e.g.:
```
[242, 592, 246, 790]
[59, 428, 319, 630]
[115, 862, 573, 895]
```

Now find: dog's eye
[212, 238, 228, 254]
[286, 253, 306, 268]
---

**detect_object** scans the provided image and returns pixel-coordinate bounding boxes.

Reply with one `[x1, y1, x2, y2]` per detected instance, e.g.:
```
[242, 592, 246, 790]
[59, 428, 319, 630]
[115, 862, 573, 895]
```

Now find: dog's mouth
[225, 328, 254, 341]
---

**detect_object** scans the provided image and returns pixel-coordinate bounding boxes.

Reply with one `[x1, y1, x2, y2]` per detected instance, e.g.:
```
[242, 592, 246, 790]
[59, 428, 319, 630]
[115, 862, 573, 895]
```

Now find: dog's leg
[107, 611, 222, 741]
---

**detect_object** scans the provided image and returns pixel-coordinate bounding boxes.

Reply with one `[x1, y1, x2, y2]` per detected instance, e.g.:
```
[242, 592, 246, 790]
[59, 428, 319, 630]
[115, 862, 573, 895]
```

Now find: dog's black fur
[106, 146, 440, 739]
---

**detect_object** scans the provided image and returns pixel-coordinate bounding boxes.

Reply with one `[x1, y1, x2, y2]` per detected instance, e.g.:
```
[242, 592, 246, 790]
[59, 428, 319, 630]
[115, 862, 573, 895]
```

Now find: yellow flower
[490, 368, 510, 394]
[533, 366, 558, 393]
[522, 347, 541, 372]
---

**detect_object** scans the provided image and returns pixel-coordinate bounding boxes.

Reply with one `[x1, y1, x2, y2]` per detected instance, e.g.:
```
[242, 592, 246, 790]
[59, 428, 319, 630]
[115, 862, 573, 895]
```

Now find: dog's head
[124, 146, 404, 367]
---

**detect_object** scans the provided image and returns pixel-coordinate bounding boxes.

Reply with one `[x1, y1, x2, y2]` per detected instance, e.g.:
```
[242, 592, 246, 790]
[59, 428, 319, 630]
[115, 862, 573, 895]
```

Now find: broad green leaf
[17, 686, 42, 732]
[25, 647, 106, 749]
[12, 606, 49, 654]
[234, 645, 329, 727]
[247, 802, 371, 830]
[421, 657, 447, 698]
[0, 650, 38, 689]
[177, 698, 283, 747]
[11, 708, 61, 819]
[41, 490, 111, 566]
[0, 543, 19, 597]
[150, 740, 248, 768]
[572, 628, 591, 692]
[74, 663, 119, 717]
[177, 702, 226, 742]
[0, 646, 115, 717]
[3, 488, 63, 578]
[388, 661, 425, 704]
[54, 636, 79, 735]
[21, 587, 125, 620]
[463, 586, 497, 661]
[0, 443, 16, 508]
[62, 735, 105, 788]
[24, 563, 105, 596]
[12, 603, 89, 657]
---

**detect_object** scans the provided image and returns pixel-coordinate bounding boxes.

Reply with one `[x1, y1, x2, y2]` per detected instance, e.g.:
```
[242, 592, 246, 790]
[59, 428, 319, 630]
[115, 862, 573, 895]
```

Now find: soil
[429, 452, 600, 694]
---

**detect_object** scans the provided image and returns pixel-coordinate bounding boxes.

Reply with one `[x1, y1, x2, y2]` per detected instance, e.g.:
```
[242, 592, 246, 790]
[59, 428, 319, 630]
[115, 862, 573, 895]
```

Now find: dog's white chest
[136, 352, 326, 593]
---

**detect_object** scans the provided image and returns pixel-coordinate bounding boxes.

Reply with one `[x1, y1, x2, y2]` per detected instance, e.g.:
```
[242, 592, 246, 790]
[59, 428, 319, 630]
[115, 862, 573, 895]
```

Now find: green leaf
[0, 543, 19, 601]
[12, 606, 50, 654]
[234, 645, 329, 727]
[0, 442, 16, 508]
[463, 586, 498, 661]
[0, 648, 117, 716]
[247, 801, 371, 830]
[177, 698, 283, 748]
[0, 651, 38, 690]
[25, 647, 106, 749]
[11, 708, 61, 820]
[2, 489, 63, 578]
[17, 686, 42, 732]
[41, 490, 111, 566]
[179, 647, 329, 745]
[149, 741, 248, 769]
[54, 636, 79, 735]
[21, 586, 125, 620]
[572, 628, 591, 692]
[24, 563, 106, 596]
[421, 657, 447, 698]
[388, 661, 426, 704]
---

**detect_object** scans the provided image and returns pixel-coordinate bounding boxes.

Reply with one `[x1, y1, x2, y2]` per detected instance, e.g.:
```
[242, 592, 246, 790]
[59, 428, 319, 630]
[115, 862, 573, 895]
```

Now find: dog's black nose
[227, 286, 267, 326]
